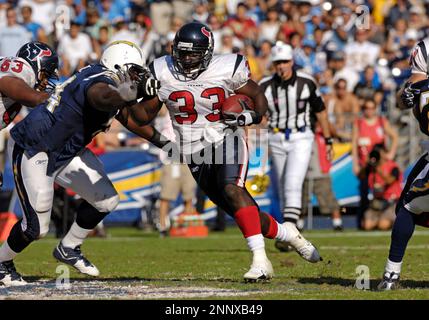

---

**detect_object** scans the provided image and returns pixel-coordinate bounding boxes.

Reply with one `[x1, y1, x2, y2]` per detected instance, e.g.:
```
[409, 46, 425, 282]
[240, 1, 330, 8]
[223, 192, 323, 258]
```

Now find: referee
[260, 42, 333, 250]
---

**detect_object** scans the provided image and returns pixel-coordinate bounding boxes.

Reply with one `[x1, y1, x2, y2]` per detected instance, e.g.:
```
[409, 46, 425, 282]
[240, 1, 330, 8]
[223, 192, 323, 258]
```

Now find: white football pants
[8, 137, 119, 239]
[268, 130, 314, 224]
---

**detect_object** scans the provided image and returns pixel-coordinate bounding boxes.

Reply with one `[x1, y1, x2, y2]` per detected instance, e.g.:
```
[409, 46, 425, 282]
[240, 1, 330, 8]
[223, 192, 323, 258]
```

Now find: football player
[131, 22, 322, 282]
[378, 37, 429, 290]
[0, 41, 59, 186]
[0, 40, 160, 286]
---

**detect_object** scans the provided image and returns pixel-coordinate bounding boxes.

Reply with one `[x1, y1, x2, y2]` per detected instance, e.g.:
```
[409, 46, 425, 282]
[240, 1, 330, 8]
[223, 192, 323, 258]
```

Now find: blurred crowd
[0, 0, 427, 231]
[0, 0, 427, 144]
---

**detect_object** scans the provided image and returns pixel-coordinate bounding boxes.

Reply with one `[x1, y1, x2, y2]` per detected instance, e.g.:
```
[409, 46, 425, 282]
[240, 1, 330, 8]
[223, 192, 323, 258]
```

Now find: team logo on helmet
[201, 27, 211, 39]
[21, 43, 52, 61]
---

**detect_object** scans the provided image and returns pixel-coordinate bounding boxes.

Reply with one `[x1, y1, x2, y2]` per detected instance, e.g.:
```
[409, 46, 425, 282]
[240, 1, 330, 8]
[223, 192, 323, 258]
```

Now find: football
[221, 94, 255, 116]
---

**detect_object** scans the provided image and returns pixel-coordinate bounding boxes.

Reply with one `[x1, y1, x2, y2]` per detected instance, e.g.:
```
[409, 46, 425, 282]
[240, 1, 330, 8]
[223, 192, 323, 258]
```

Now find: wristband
[324, 137, 334, 145]
[151, 130, 170, 149]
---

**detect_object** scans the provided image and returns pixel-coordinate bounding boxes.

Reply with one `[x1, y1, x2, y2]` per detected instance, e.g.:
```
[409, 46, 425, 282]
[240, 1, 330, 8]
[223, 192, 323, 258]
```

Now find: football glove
[401, 81, 420, 109]
[111, 65, 160, 102]
[110, 65, 138, 101]
[137, 77, 160, 100]
[224, 99, 261, 126]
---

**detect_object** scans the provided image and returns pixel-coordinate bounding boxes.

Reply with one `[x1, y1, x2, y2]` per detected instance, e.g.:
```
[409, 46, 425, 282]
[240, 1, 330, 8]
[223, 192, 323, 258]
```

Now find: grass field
[1, 226, 429, 299]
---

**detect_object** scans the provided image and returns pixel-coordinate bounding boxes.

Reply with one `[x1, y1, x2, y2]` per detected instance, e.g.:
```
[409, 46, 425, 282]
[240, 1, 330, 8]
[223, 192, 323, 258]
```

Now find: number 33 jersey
[150, 54, 251, 155]
[0, 57, 36, 129]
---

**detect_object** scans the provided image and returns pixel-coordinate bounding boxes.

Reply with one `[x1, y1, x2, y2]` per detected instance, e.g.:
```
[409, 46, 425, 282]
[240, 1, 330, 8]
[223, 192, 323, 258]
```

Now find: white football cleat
[243, 258, 274, 282]
[283, 222, 322, 263]
[0, 260, 27, 287]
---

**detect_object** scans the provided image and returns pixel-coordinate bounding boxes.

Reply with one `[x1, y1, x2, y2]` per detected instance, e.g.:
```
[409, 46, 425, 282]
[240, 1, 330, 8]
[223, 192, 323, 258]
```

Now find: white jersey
[0, 56, 36, 129]
[151, 54, 251, 154]
[410, 38, 429, 75]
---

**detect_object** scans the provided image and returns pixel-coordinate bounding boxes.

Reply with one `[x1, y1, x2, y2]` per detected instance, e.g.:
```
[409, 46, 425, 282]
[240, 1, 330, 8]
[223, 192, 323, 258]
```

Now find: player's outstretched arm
[0, 76, 49, 107]
[116, 106, 171, 149]
[127, 96, 163, 126]
[87, 82, 131, 112]
[234, 79, 268, 125]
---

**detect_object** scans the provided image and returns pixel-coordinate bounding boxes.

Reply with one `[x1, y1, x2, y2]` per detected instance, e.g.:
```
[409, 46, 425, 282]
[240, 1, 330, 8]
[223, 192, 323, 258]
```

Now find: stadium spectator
[344, 29, 381, 73]
[149, 0, 173, 36]
[20, 5, 48, 43]
[256, 40, 273, 79]
[385, 0, 410, 29]
[385, 19, 408, 54]
[57, 21, 93, 77]
[330, 51, 360, 92]
[352, 99, 398, 229]
[110, 19, 140, 45]
[333, 79, 360, 142]
[97, 0, 129, 23]
[191, 0, 209, 24]
[259, 7, 280, 44]
[225, 2, 258, 42]
[18, 0, 56, 36]
[353, 66, 383, 104]
[172, 0, 194, 21]
[245, 0, 264, 26]
[294, 37, 323, 76]
[0, 7, 31, 57]
[361, 144, 402, 231]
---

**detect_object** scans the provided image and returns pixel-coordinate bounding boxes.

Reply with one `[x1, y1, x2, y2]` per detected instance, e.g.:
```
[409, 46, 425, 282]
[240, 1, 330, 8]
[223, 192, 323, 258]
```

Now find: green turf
[6, 226, 429, 299]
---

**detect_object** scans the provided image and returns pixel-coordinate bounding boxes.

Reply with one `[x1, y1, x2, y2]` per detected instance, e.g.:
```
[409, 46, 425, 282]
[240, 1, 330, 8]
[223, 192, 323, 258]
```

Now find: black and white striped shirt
[259, 70, 325, 132]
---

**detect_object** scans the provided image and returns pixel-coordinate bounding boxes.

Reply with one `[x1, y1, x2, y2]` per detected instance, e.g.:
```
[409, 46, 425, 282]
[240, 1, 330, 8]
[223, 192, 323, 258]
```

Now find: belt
[270, 127, 307, 140]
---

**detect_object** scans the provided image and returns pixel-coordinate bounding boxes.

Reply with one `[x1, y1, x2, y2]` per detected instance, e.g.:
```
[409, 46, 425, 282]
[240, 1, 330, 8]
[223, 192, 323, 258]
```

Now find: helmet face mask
[172, 22, 214, 80]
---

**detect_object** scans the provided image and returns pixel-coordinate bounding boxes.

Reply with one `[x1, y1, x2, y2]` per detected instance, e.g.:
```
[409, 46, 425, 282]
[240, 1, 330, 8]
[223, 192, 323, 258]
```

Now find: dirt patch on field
[0, 280, 262, 299]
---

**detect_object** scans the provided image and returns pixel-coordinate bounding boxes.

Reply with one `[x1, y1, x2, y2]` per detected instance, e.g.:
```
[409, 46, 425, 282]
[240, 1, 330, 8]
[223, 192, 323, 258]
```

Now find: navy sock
[388, 206, 415, 263]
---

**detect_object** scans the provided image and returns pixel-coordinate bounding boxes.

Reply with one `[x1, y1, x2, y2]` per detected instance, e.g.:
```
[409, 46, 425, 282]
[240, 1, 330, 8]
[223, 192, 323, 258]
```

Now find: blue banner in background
[4, 147, 410, 224]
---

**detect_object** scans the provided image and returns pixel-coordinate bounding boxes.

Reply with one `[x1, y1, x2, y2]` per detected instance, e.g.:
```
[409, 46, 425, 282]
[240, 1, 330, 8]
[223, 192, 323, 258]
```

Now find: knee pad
[34, 188, 53, 213]
[93, 194, 120, 213]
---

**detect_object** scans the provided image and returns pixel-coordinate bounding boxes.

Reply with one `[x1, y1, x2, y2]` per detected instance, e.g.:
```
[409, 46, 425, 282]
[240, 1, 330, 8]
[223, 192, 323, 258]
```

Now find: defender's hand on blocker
[111, 66, 160, 102]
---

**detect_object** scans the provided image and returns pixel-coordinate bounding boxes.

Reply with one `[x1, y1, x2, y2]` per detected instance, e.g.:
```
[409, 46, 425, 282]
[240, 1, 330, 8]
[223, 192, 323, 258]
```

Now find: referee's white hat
[271, 42, 293, 62]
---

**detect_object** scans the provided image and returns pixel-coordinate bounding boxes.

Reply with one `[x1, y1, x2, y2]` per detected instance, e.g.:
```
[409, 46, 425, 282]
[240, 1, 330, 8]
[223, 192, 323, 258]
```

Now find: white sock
[276, 222, 295, 243]
[0, 241, 18, 263]
[246, 234, 267, 263]
[332, 218, 343, 227]
[385, 259, 402, 274]
[61, 222, 92, 249]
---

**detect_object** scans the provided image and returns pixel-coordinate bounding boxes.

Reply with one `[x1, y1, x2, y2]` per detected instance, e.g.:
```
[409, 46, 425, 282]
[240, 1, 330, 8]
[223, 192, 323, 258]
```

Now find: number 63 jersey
[150, 53, 251, 155]
[0, 56, 36, 129]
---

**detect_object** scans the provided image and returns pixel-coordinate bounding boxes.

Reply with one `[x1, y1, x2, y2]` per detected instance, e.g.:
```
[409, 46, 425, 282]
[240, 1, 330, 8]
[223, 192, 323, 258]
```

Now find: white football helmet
[100, 40, 145, 72]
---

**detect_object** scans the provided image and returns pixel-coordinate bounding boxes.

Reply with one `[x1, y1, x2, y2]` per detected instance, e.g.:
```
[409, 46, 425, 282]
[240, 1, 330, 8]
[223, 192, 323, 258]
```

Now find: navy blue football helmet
[172, 22, 214, 79]
[16, 41, 59, 91]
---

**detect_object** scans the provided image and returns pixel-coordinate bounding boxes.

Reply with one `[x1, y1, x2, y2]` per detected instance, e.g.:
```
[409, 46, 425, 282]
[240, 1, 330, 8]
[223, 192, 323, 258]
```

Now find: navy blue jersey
[11, 64, 118, 175]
